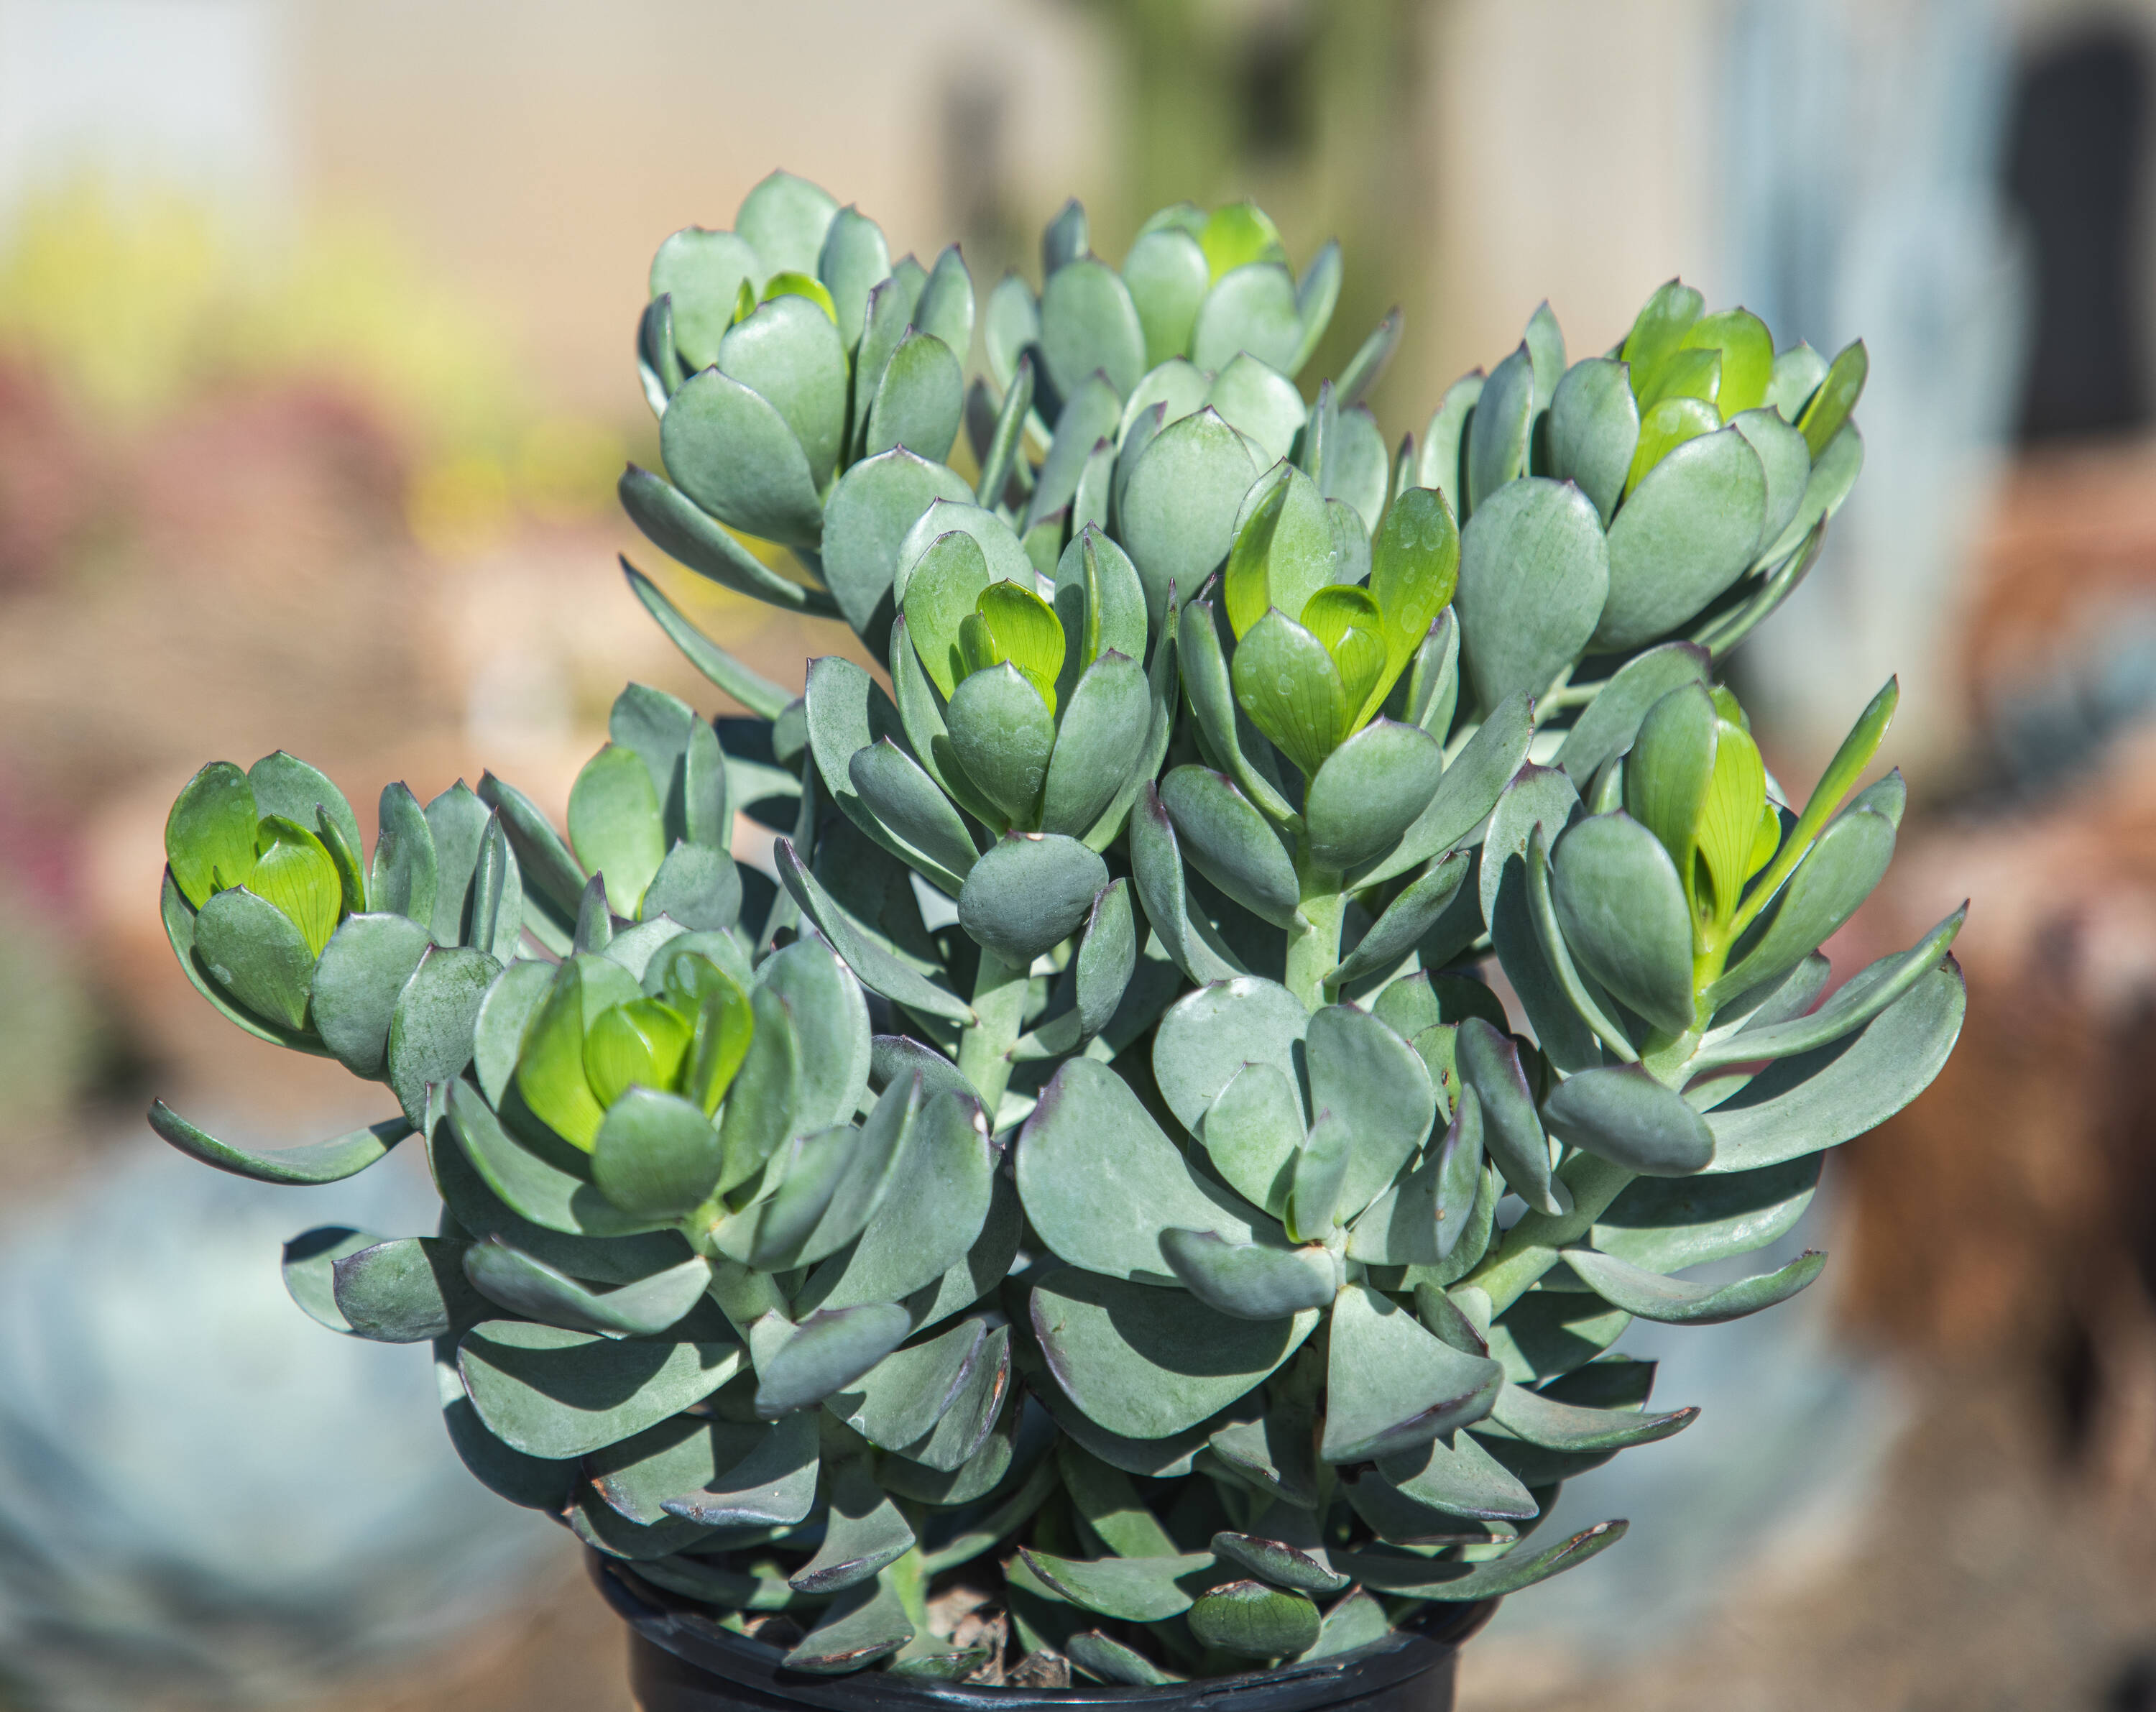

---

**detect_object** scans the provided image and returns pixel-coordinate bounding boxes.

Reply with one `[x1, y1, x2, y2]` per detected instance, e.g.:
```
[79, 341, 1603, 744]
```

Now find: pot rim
[594, 1552, 1498, 1711]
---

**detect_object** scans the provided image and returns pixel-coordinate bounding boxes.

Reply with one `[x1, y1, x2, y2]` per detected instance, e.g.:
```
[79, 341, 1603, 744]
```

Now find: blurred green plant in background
[1079, 0, 1424, 419]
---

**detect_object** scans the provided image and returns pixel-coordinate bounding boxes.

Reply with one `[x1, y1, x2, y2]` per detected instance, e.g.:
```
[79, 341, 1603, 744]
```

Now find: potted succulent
[151, 172, 1961, 1707]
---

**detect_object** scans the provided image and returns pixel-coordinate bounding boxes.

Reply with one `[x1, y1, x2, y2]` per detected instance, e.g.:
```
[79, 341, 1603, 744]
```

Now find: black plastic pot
[594, 1555, 1498, 1712]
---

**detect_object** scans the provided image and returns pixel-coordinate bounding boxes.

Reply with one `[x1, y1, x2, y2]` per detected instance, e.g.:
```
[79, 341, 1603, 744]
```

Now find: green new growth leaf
[165, 761, 259, 908]
[1799, 339, 1869, 459]
[1232, 607, 1353, 778]
[1732, 677, 1898, 938]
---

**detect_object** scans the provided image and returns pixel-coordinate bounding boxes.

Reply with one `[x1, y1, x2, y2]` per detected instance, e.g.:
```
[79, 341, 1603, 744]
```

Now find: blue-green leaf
[1597, 426, 1767, 650]
[1562, 1246, 1825, 1324]
[1017, 1057, 1258, 1282]
[1158, 765, 1298, 928]
[459, 1319, 744, 1459]
[1030, 1266, 1318, 1440]
[1542, 1064, 1714, 1175]
[150, 1102, 407, 1186]
[660, 367, 824, 550]
[1703, 961, 1964, 1173]
[1455, 479, 1609, 715]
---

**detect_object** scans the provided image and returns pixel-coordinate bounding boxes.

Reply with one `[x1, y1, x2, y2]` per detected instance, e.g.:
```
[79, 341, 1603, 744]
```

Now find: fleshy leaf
[945, 665, 1054, 828]
[1188, 1581, 1322, 1657]
[1303, 719, 1445, 878]
[1017, 1057, 1258, 1283]
[1333, 1521, 1626, 1599]
[1320, 1282, 1503, 1463]
[957, 834, 1108, 967]
[1703, 961, 1965, 1174]
[1157, 765, 1299, 928]
[825, 1314, 985, 1453]
[659, 366, 825, 550]
[462, 1239, 710, 1337]
[1455, 478, 1610, 716]
[1231, 607, 1350, 778]
[1542, 1064, 1715, 1175]
[1487, 1379, 1696, 1452]
[569, 745, 667, 918]
[1455, 1018, 1566, 1217]
[792, 1088, 993, 1312]
[1198, 1061, 1304, 1219]
[1158, 1229, 1337, 1320]
[790, 1460, 918, 1594]
[149, 1102, 408, 1186]
[1549, 814, 1695, 1034]
[752, 1304, 914, 1419]
[1040, 653, 1150, 839]
[1031, 1266, 1318, 1440]
[310, 911, 431, 1079]
[457, 1320, 744, 1460]
[1013, 1547, 1215, 1623]
[1562, 1246, 1826, 1325]
[1152, 976, 1309, 1136]
[165, 761, 257, 908]
[591, 1087, 723, 1219]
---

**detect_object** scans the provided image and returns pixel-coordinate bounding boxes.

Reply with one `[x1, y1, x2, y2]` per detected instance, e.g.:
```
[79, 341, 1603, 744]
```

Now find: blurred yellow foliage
[0, 184, 227, 418]
[0, 175, 623, 553]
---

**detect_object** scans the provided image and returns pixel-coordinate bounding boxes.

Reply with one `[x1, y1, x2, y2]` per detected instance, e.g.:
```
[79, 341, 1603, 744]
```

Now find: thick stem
[957, 949, 1028, 1123]
[1537, 679, 1604, 714]
[1461, 1154, 1635, 1315]
[1284, 865, 1347, 1011]
[700, 1258, 788, 1335]
[1529, 662, 1577, 726]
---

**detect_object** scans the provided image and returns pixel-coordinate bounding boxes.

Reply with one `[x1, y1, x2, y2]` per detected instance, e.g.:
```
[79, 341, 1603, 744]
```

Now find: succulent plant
[147, 178, 1962, 1686]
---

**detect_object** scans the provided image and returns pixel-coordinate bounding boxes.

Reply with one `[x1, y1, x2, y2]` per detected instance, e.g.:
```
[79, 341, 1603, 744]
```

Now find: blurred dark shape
[941, 74, 1018, 282]
[1979, 608, 2156, 804]
[1076, 0, 1427, 413]
[1082, 0, 1239, 233]
[2006, 27, 2150, 441]
[1239, 15, 1314, 161]
[1955, 447, 2156, 806]
[2111, 1649, 2156, 1712]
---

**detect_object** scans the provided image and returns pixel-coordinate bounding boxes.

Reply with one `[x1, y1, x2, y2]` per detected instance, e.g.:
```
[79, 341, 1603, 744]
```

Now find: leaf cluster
[147, 172, 1959, 1685]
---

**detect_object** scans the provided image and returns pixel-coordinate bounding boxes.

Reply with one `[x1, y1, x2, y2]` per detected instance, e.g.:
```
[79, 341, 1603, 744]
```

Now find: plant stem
[1285, 872, 1347, 1011]
[957, 949, 1028, 1123]
[1529, 662, 1577, 726]
[1461, 1154, 1635, 1314]
[1537, 679, 1604, 714]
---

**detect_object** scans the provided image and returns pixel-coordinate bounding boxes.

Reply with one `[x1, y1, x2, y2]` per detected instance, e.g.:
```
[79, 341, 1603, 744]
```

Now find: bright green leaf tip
[960, 581, 1066, 716]
[753, 271, 839, 326]
[1199, 202, 1286, 282]
[165, 760, 259, 909]
[1224, 480, 1459, 763]
[248, 816, 344, 958]
[584, 998, 694, 1109]
[513, 949, 752, 1153]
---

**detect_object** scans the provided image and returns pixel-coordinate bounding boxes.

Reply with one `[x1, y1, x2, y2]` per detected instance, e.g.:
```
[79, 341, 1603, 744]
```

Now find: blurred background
[1, 0, 2155, 1706]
